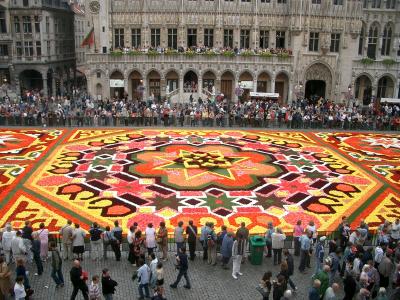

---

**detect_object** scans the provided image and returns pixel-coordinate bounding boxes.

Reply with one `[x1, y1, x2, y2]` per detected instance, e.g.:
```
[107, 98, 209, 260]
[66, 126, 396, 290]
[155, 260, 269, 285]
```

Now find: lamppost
[235, 81, 244, 103]
[137, 79, 145, 103]
[2, 78, 8, 99]
[346, 84, 352, 107]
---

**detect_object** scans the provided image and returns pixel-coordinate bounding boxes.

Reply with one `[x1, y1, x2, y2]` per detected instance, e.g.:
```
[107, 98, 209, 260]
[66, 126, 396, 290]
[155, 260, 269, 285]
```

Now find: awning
[381, 98, 400, 103]
[249, 92, 279, 98]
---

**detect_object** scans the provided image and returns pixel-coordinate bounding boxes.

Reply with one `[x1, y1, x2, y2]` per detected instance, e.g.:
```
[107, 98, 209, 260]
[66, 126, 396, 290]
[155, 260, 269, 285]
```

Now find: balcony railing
[352, 58, 399, 71]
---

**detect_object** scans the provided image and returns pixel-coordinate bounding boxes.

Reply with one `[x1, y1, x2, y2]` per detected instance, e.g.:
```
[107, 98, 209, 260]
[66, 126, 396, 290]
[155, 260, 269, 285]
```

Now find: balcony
[86, 52, 294, 68]
[352, 58, 399, 72]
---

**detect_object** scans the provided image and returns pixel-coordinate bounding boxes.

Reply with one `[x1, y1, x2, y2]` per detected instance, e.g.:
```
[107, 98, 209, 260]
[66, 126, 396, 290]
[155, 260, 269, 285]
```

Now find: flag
[81, 27, 94, 47]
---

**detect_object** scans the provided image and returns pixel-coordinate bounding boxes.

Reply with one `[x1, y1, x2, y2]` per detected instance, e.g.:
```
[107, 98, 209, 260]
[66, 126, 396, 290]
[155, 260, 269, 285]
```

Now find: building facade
[0, 0, 75, 97]
[81, 0, 399, 104]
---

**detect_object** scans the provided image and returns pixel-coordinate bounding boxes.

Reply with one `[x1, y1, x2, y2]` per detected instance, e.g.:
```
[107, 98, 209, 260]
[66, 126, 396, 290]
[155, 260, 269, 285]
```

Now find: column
[288, 80, 293, 104]
[179, 75, 184, 103]
[234, 77, 239, 102]
[394, 79, 400, 99]
[124, 77, 128, 97]
[52, 77, 56, 96]
[215, 78, 221, 94]
[271, 78, 276, 93]
[42, 75, 48, 97]
[198, 73, 202, 95]
[253, 78, 257, 92]
[160, 78, 166, 98]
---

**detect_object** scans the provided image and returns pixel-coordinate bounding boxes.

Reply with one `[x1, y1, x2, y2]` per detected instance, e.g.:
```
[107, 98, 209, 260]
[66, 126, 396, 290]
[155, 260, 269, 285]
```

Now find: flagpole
[91, 16, 97, 53]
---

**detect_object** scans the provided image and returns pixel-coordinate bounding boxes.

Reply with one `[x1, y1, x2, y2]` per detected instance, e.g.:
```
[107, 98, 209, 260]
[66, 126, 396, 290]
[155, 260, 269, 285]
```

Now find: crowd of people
[1, 90, 400, 131]
[0, 217, 399, 299]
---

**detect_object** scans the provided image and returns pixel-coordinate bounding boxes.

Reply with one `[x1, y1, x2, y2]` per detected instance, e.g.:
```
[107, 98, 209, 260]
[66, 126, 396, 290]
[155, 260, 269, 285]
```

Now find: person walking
[314, 265, 330, 299]
[72, 223, 86, 261]
[101, 268, 118, 300]
[13, 276, 26, 300]
[293, 220, 303, 256]
[89, 222, 103, 261]
[110, 221, 123, 261]
[232, 233, 245, 279]
[11, 231, 26, 263]
[21, 221, 33, 263]
[157, 222, 168, 261]
[49, 241, 64, 288]
[207, 223, 217, 266]
[170, 247, 191, 289]
[309, 279, 321, 300]
[283, 249, 297, 290]
[174, 221, 185, 253]
[37, 223, 49, 261]
[221, 232, 234, 269]
[145, 223, 157, 255]
[272, 274, 286, 300]
[185, 220, 197, 261]
[137, 258, 151, 299]
[1, 223, 15, 264]
[256, 271, 272, 300]
[70, 259, 89, 300]
[0, 256, 12, 300]
[15, 258, 30, 291]
[155, 262, 164, 287]
[31, 232, 44, 276]
[89, 275, 101, 300]
[149, 252, 159, 288]
[60, 220, 73, 260]
[378, 251, 394, 288]
[271, 228, 286, 265]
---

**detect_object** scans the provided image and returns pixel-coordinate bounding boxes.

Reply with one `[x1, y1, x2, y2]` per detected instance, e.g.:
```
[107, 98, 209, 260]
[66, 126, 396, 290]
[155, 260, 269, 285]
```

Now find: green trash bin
[249, 236, 265, 265]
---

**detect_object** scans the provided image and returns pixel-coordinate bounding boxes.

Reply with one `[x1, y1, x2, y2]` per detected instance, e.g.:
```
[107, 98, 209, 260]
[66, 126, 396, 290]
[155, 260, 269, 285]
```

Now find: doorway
[305, 80, 326, 103]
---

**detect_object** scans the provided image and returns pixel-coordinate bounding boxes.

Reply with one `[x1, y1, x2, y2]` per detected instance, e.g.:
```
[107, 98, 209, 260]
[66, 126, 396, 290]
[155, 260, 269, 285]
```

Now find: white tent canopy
[249, 92, 279, 98]
[381, 98, 400, 103]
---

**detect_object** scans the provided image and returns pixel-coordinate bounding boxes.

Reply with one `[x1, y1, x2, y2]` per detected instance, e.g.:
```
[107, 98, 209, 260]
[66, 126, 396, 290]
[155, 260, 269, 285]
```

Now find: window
[45, 17, 49, 33]
[23, 16, 32, 33]
[36, 41, 41, 57]
[14, 17, 20, 33]
[386, 0, 395, 9]
[131, 28, 141, 48]
[330, 33, 340, 52]
[371, 0, 381, 8]
[47, 41, 50, 55]
[224, 29, 233, 48]
[97, 72, 101, 78]
[261, 0, 271, 3]
[167, 28, 177, 49]
[367, 24, 378, 59]
[23, 0, 29, 7]
[0, 45, 8, 56]
[363, 0, 368, 8]
[333, 0, 343, 4]
[34, 16, 40, 33]
[16, 42, 22, 56]
[187, 28, 197, 47]
[241, 0, 250, 2]
[204, 28, 214, 48]
[277, 0, 287, 3]
[309, 32, 319, 52]
[358, 25, 365, 55]
[276, 31, 285, 48]
[151, 28, 160, 47]
[24, 41, 33, 56]
[259, 30, 269, 49]
[0, 11, 6, 33]
[114, 28, 124, 48]
[240, 30, 250, 49]
[381, 24, 392, 56]
[312, 0, 321, 3]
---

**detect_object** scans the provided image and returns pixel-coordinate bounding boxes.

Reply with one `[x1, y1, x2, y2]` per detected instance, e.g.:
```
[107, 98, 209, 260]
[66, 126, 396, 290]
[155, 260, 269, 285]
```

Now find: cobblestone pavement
[10, 249, 356, 300]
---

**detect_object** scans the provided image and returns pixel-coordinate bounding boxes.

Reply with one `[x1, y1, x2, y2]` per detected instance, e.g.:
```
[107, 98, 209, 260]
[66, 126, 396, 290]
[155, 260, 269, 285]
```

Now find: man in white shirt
[137, 258, 150, 299]
[11, 231, 26, 262]
[1, 223, 16, 264]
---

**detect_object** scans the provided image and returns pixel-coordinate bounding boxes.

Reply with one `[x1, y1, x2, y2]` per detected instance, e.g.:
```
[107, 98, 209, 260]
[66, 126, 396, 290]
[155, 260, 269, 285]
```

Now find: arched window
[381, 24, 392, 56]
[371, 0, 381, 8]
[358, 24, 366, 55]
[386, 0, 395, 9]
[367, 24, 378, 59]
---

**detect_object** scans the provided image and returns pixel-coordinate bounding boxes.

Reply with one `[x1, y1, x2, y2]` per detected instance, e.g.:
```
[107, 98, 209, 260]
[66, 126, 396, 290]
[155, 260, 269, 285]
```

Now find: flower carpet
[0, 129, 399, 234]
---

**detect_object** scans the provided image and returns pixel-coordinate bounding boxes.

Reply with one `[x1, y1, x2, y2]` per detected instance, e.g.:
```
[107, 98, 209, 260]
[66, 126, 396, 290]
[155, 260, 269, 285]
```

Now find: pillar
[234, 77, 239, 102]
[271, 78, 276, 93]
[394, 79, 400, 99]
[179, 75, 184, 103]
[42, 75, 48, 97]
[215, 78, 221, 94]
[52, 77, 56, 96]
[160, 78, 166, 99]
[288, 80, 293, 104]
[198, 73, 202, 95]
[253, 78, 257, 92]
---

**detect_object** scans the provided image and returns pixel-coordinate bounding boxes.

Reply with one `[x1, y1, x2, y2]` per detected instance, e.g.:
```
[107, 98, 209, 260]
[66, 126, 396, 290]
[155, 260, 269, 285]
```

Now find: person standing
[110, 221, 123, 261]
[174, 221, 185, 253]
[199, 222, 211, 261]
[0, 256, 12, 300]
[21, 221, 33, 262]
[49, 241, 64, 288]
[89, 275, 101, 300]
[31, 232, 44, 276]
[264, 222, 274, 258]
[232, 233, 245, 279]
[236, 222, 249, 262]
[89, 222, 103, 261]
[59, 220, 73, 260]
[207, 223, 217, 266]
[70, 259, 89, 300]
[221, 232, 234, 269]
[315, 236, 326, 275]
[157, 222, 168, 261]
[378, 251, 394, 288]
[101, 268, 118, 300]
[314, 265, 330, 299]
[293, 220, 303, 256]
[11, 231, 26, 263]
[343, 271, 357, 300]
[272, 274, 286, 300]
[137, 258, 150, 299]
[170, 247, 191, 289]
[185, 220, 197, 261]
[37, 223, 49, 261]
[72, 223, 86, 261]
[145, 223, 157, 255]
[271, 228, 286, 266]
[149, 253, 158, 288]
[15, 258, 30, 291]
[309, 279, 321, 300]
[283, 249, 296, 290]
[13, 276, 26, 300]
[102, 226, 112, 260]
[299, 230, 312, 273]
[1, 223, 15, 264]
[127, 225, 136, 264]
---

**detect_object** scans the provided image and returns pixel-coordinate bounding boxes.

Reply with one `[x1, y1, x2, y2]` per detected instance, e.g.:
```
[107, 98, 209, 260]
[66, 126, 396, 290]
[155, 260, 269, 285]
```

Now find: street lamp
[2, 78, 8, 97]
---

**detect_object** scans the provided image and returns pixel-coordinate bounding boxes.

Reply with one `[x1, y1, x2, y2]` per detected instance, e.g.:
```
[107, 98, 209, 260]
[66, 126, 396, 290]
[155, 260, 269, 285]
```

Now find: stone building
[0, 0, 75, 97]
[82, 0, 399, 104]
